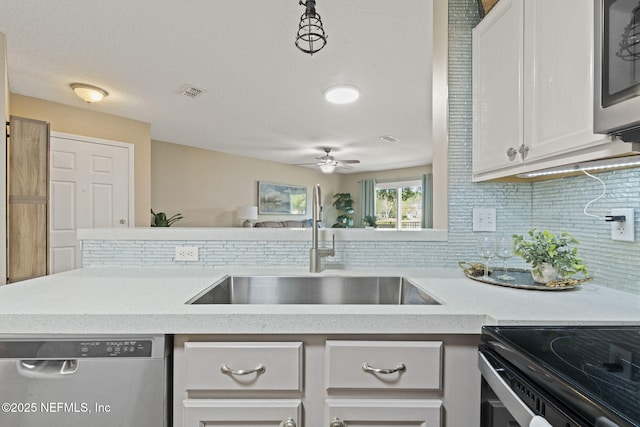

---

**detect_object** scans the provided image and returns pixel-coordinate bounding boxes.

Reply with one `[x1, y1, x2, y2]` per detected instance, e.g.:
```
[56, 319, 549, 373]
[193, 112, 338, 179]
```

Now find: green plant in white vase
[512, 229, 588, 283]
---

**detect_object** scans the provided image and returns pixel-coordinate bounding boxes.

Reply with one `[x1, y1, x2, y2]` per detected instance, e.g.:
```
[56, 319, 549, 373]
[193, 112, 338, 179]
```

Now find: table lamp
[237, 206, 258, 227]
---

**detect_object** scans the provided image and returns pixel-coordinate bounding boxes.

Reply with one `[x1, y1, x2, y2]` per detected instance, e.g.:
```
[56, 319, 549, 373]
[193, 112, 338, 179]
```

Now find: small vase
[531, 263, 557, 284]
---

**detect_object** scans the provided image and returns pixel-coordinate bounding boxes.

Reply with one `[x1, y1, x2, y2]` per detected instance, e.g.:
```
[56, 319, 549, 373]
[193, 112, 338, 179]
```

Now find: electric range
[480, 325, 640, 426]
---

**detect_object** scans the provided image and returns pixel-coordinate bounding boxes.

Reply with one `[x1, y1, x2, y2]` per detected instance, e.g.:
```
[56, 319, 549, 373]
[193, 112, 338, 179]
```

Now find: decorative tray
[458, 262, 592, 291]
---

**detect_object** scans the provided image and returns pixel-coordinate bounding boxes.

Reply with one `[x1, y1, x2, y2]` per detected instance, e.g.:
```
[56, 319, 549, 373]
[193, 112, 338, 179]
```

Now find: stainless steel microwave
[594, 0, 640, 142]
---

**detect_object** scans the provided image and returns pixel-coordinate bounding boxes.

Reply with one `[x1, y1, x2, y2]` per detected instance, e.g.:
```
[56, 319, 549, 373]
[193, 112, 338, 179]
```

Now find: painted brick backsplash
[82, 0, 640, 294]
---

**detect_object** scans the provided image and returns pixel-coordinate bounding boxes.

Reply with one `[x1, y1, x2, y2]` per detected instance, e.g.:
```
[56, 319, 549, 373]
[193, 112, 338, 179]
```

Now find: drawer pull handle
[361, 362, 406, 374]
[220, 364, 266, 376]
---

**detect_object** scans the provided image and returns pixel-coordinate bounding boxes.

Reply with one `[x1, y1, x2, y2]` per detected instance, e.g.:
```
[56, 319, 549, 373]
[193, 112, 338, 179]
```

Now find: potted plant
[332, 193, 354, 228]
[151, 209, 184, 227]
[512, 229, 588, 283]
[362, 215, 378, 228]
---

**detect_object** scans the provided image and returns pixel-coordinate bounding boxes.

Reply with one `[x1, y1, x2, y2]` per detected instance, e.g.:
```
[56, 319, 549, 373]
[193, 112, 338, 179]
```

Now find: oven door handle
[478, 352, 537, 427]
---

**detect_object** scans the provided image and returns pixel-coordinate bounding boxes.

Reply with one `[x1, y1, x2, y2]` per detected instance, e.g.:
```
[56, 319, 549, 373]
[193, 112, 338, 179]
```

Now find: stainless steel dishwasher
[0, 334, 170, 427]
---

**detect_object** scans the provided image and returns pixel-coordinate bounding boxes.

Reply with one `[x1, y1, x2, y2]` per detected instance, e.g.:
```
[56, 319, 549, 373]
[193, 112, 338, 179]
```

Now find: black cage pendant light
[617, 1, 640, 60]
[295, 0, 328, 55]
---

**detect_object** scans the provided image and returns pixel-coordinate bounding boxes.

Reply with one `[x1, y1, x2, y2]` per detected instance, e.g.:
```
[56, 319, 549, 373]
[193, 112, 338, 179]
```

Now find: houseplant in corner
[151, 209, 184, 227]
[512, 229, 588, 283]
[332, 193, 354, 228]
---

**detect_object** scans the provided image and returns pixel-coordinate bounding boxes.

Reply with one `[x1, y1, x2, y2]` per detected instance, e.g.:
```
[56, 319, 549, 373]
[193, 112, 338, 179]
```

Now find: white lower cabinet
[174, 335, 480, 427]
[325, 340, 442, 390]
[326, 398, 442, 426]
[183, 399, 301, 426]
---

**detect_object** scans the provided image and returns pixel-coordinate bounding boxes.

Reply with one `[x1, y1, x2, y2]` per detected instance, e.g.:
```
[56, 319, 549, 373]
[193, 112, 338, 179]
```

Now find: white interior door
[49, 133, 133, 273]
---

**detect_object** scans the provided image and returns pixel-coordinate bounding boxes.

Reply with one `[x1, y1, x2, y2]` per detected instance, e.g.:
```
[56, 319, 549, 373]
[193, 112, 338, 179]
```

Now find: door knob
[119, 219, 126, 225]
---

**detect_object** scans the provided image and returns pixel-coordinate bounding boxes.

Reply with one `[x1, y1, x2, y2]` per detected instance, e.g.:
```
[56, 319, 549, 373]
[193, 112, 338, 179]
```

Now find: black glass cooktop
[481, 326, 640, 426]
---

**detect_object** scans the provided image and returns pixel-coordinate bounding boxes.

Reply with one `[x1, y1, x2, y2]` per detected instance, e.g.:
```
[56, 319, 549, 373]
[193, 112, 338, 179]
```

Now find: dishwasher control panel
[0, 339, 153, 358]
[79, 340, 153, 357]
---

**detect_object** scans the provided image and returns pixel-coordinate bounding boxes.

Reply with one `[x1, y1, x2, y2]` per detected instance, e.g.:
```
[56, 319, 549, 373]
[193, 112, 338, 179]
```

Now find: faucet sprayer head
[313, 184, 323, 222]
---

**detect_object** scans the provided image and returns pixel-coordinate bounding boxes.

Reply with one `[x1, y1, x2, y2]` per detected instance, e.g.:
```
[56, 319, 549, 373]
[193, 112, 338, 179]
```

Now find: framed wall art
[258, 181, 307, 215]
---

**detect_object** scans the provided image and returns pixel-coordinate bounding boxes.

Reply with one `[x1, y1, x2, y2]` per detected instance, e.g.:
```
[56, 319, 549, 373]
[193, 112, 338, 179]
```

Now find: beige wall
[9, 94, 151, 226]
[151, 140, 342, 227]
[152, 140, 431, 228]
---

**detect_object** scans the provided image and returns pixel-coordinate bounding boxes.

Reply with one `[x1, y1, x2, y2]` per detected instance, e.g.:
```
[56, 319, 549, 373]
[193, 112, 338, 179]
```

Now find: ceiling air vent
[176, 84, 206, 98]
[379, 135, 400, 143]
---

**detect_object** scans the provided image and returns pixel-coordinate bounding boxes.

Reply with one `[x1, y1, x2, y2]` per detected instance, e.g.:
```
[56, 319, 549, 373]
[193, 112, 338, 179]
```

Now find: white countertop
[0, 267, 637, 336]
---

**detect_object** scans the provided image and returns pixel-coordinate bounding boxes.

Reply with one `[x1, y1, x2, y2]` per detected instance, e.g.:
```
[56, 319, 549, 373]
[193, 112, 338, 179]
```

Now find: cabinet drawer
[325, 340, 442, 390]
[183, 399, 301, 426]
[326, 398, 442, 426]
[184, 341, 303, 391]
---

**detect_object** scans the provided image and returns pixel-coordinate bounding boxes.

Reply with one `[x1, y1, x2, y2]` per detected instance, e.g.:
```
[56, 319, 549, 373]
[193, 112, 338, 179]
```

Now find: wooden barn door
[7, 116, 49, 282]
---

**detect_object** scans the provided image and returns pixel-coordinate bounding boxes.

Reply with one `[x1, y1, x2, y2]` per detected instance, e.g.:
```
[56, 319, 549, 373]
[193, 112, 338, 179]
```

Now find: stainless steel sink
[186, 275, 441, 305]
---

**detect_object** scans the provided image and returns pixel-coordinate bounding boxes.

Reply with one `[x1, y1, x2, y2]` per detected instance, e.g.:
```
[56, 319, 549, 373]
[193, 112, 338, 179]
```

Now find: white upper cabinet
[522, 0, 605, 161]
[473, 0, 629, 181]
[473, 0, 524, 175]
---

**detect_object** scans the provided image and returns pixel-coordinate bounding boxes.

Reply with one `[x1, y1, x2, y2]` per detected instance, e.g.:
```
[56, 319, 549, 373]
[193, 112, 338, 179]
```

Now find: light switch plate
[473, 208, 497, 232]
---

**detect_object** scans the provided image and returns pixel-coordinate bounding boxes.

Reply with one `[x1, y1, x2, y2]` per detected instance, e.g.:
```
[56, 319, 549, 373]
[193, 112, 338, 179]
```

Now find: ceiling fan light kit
[324, 84, 360, 104]
[319, 162, 336, 174]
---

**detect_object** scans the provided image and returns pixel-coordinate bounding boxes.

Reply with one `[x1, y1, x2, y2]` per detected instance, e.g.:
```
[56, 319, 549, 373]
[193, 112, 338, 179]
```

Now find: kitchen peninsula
[1, 262, 639, 426]
[0, 227, 637, 426]
[0, 264, 639, 426]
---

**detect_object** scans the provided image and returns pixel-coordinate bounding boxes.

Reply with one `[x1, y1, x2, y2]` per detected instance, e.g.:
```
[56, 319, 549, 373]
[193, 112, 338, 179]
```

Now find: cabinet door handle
[281, 417, 296, 427]
[518, 144, 530, 159]
[220, 363, 266, 376]
[330, 418, 345, 427]
[361, 362, 406, 374]
[506, 147, 518, 159]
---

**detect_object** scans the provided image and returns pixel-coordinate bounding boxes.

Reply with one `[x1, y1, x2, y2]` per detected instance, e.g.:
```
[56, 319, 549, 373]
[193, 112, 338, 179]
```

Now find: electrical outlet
[611, 208, 635, 242]
[175, 246, 199, 261]
[473, 208, 497, 232]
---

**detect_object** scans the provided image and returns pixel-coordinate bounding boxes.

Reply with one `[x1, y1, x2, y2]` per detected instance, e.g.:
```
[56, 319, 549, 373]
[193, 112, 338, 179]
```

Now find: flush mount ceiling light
[295, 0, 328, 55]
[324, 85, 360, 104]
[70, 83, 108, 103]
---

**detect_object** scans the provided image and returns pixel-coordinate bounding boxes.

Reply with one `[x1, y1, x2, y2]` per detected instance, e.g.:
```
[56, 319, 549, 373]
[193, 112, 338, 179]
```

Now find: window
[375, 179, 423, 230]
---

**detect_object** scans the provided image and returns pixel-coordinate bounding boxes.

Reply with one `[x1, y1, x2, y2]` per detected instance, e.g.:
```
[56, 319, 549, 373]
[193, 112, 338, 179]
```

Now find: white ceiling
[0, 0, 433, 174]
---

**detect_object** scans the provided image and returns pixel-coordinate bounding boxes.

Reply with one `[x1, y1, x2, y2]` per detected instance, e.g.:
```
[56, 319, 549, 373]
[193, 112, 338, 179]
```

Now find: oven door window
[603, 0, 640, 107]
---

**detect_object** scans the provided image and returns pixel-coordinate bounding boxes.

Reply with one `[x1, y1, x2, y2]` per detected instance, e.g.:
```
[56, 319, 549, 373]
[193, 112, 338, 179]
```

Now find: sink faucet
[310, 184, 335, 273]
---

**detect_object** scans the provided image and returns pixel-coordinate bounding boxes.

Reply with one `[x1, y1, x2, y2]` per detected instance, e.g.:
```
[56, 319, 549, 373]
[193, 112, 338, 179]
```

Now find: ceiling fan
[299, 148, 360, 173]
